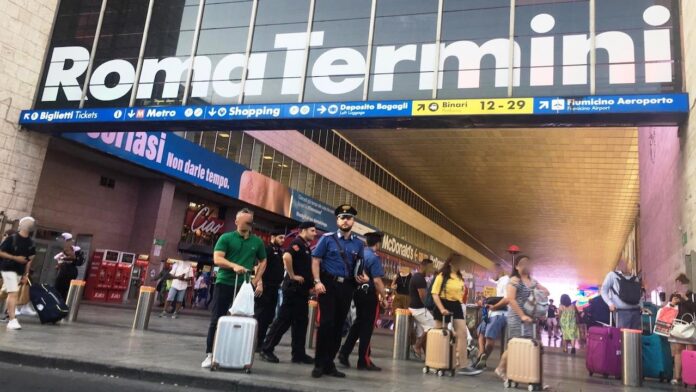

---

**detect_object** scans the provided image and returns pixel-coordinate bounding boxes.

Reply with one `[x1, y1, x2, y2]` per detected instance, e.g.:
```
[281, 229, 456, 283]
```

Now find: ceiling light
[218, 133, 230, 138]
[263, 155, 273, 160]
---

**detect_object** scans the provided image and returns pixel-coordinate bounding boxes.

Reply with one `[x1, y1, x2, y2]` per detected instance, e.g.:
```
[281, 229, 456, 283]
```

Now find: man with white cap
[0, 217, 36, 330]
[54, 233, 85, 300]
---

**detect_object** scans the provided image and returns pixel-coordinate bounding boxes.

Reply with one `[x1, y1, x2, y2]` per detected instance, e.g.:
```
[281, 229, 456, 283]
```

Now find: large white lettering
[39, 6, 674, 102]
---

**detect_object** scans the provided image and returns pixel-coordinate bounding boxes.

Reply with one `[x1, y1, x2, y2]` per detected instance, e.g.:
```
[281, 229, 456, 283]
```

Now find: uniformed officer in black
[259, 221, 317, 364]
[254, 229, 285, 349]
[338, 232, 388, 371]
[310, 204, 370, 379]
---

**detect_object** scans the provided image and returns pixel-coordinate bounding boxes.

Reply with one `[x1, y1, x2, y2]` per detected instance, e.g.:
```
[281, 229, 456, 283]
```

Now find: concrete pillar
[127, 180, 176, 286]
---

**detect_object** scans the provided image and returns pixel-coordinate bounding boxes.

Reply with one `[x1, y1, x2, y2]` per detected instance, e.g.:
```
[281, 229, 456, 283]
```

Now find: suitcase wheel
[244, 368, 251, 374]
[504, 380, 511, 388]
[422, 366, 429, 374]
[588, 372, 593, 377]
[437, 370, 444, 377]
[210, 364, 219, 372]
[450, 370, 455, 377]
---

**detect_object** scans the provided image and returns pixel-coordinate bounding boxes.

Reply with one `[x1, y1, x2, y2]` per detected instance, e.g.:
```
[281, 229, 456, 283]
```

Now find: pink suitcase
[683, 350, 696, 388]
[586, 318, 622, 379]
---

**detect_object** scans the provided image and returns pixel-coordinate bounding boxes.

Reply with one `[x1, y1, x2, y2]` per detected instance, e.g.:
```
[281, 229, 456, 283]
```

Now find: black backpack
[612, 272, 642, 305]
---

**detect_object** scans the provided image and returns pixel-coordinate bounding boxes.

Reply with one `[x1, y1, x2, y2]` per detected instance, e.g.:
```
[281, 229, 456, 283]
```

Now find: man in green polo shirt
[202, 208, 267, 368]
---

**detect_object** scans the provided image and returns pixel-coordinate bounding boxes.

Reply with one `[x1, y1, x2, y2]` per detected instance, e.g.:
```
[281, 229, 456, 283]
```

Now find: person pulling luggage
[600, 263, 643, 329]
[338, 231, 388, 371]
[201, 208, 267, 369]
[495, 256, 549, 381]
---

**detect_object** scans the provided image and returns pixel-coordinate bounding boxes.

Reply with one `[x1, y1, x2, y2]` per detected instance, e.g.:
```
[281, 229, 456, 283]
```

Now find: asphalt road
[0, 362, 214, 392]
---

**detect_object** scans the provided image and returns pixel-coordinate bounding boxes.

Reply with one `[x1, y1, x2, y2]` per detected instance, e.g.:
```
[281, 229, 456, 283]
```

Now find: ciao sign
[182, 204, 225, 246]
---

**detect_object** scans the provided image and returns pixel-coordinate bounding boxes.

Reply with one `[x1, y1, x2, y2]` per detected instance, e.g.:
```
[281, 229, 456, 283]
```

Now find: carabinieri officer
[339, 231, 388, 371]
[260, 221, 317, 364]
[311, 204, 369, 379]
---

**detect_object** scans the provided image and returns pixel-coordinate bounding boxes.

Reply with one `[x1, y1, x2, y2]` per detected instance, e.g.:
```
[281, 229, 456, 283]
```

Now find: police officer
[311, 204, 370, 378]
[259, 221, 317, 364]
[254, 229, 285, 350]
[338, 232, 388, 371]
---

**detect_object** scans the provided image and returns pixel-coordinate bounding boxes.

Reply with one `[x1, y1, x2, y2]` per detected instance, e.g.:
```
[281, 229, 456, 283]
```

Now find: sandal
[495, 367, 506, 381]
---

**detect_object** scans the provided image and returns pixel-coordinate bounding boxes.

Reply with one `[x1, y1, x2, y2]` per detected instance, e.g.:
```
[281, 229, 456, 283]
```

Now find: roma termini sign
[35, 0, 680, 108]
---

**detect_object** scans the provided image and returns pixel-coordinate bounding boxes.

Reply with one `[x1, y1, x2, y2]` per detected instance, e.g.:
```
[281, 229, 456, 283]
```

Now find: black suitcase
[30, 284, 69, 324]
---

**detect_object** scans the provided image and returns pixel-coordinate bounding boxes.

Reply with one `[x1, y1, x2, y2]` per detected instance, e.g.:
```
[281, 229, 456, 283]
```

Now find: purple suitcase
[586, 317, 622, 379]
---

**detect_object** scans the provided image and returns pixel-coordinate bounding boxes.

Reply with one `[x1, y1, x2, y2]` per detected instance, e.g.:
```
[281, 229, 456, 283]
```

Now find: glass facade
[183, 130, 453, 260]
[35, 0, 681, 109]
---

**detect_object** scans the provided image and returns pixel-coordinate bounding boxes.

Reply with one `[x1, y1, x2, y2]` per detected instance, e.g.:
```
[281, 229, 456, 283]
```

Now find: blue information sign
[18, 93, 688, 128]
[63, 131, 247, 199]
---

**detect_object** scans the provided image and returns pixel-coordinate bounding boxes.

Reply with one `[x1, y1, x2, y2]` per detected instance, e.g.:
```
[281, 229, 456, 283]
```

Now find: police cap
[335, 204, 357, 217]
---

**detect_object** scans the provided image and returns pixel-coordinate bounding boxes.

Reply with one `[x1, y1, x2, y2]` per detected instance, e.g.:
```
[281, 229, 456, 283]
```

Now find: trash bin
[393, 308, 412, 360]
[306, 300, 318, 349]
[622, 328, 642, 387]
[132, 286, 156, 330]
[65, 279, 86, 322]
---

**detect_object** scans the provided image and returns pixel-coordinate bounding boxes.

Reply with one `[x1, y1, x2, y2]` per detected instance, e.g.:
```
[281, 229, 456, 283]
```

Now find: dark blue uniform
[312, 232, 364, 372]
[262, 237, 314, 361]
[254, 244, 283, 349]
[339, 247, 385, 368]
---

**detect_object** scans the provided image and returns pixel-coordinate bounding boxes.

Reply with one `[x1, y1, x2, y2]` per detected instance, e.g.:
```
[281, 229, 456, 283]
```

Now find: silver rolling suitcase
[211, 276, 257, 373]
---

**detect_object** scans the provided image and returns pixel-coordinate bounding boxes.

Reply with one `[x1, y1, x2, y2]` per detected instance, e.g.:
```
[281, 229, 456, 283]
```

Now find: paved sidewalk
[0, 304, 680, 391]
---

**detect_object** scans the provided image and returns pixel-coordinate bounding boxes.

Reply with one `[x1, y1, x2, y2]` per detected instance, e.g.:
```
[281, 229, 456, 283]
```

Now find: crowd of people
[2, 207, 696, 387]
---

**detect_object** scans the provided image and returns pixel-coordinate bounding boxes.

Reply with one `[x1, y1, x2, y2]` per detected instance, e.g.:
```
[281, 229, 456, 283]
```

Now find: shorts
[432, 299, 464, 324]
[167, 287, 186, 303]
[477, 315, 507, 340]
[409, 307, 436, 337]
[0, 271, 20, 294]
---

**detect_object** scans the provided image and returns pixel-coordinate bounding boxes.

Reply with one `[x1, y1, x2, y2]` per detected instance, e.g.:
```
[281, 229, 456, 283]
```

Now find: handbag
[670, 313, 696, 341]
[523, 283, 549, 319]
[16, 280, 31, 305]
[654, 306, 679, 337]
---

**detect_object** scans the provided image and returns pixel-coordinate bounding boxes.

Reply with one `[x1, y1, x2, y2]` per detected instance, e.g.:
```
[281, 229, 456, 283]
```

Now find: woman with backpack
[430, 255, 471, 373]
[559, 294, 579, 355]
[494, 255, 549, 380]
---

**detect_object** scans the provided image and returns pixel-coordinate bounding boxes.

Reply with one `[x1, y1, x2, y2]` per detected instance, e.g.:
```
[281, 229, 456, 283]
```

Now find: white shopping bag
[229, 281, 255, 317]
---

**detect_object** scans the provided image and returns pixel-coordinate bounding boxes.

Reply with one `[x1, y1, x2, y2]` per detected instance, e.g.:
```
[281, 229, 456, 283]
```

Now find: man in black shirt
[260, 222, 317, 364]
[255, 229, 286, 348]
[546, 299, 559, 344]
[0, 217, 37, 331]
[408, 259, 435, 358]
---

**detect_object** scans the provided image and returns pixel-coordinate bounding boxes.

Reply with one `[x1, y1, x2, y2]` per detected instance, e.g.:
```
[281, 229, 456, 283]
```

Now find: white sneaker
[6, 319, 21, 330]
[201, 354, 213, 369]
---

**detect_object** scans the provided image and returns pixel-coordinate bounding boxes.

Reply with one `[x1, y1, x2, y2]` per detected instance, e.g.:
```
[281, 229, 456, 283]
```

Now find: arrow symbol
[127, 110, 135, 118]
[417, 104, 425, 111]
[208, 108, 216, 116]
[317, 105, 327, 114]
[539, 101, 549, 110]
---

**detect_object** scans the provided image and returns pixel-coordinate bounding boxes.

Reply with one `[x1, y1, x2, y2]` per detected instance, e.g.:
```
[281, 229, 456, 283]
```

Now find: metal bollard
[393, 308, 412, 360]
[65, 280, 86, 322]
[622, 329, 643, 387]
[132, 286, 156, 330]
[306, 300, 318, 350]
